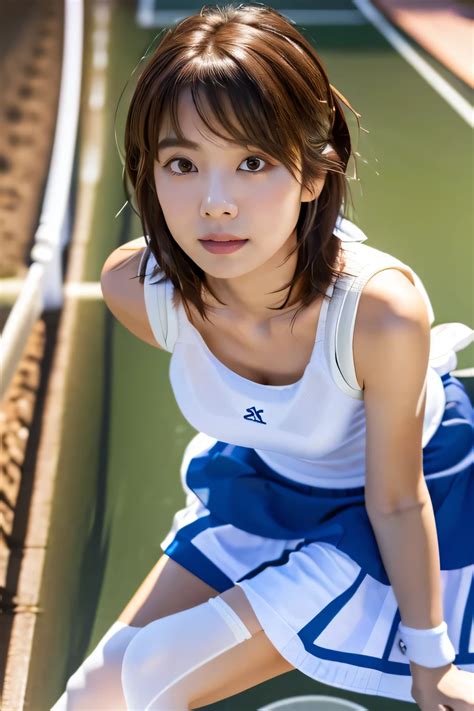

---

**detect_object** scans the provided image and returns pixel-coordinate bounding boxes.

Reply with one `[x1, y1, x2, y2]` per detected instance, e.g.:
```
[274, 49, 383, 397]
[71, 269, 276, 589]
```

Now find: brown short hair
[124, 3, 361, 328]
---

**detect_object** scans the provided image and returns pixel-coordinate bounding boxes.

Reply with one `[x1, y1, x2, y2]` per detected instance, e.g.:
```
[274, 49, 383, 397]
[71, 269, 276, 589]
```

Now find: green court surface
[26, 2, 472, 709]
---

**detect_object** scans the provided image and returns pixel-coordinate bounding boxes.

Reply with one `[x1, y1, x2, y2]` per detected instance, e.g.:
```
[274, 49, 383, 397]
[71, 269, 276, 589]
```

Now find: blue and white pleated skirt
[160, 373, 474, 704]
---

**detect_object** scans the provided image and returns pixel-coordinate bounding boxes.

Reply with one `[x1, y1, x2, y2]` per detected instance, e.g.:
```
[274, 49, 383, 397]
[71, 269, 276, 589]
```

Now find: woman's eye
[167, 158, 195, 176]
[164, 155, 269, 176]
[240, 156, 268, 172]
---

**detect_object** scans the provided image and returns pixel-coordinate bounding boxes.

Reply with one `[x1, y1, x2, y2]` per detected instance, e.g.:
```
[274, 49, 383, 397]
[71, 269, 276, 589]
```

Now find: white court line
[136, 1, 471, 126]
[352, 0, 473, 127]
[64, 281, 103, 299]
[136, 7, 368, 28]
[0, 280, 104, 300]
[452, 368, 474, 377]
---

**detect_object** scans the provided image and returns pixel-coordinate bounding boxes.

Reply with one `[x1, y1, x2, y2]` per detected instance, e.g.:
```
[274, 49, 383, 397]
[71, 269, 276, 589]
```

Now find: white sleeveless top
[138, 221, 474, 489]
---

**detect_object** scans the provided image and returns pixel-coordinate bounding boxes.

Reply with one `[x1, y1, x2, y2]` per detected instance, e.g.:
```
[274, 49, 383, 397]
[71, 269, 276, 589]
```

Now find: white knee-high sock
[121, 596, 253, 710]
[50, 621, 140, 710]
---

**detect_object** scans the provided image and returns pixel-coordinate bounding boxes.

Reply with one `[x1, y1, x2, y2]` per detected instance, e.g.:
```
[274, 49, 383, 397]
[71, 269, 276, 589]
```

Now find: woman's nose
[201, 180, 237, 217]
[200, 195, 238, 218]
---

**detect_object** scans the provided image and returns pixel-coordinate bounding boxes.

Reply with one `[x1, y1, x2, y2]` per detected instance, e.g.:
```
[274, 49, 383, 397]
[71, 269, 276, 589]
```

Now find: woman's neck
[202, 232, 304, 326]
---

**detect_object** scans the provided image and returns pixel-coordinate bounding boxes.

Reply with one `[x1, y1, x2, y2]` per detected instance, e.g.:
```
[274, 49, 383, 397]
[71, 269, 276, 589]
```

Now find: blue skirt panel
[160, 373, 474, 703]
[181, 373, 473, 585]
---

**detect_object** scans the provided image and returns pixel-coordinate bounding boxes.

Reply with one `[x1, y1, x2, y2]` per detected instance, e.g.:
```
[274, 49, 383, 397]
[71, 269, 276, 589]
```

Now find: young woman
[52, 4, 474, 710]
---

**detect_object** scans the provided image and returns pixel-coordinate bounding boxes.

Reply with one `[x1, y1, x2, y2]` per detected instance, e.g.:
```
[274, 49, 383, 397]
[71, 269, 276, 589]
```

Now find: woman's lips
[199, 239, 248, 254]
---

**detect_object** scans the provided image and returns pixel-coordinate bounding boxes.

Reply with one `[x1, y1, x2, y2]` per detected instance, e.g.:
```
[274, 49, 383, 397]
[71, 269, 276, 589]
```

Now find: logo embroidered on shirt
[243, 406, 267, 424]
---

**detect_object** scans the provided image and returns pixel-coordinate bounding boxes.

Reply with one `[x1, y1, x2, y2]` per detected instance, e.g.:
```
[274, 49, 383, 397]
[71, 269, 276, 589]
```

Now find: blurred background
[0, 1, 472, 709]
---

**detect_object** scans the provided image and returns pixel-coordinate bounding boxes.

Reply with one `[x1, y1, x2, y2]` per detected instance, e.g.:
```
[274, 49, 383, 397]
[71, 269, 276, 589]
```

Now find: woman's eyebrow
[157, 136, 251, 152]
[158, 137, 200, 151]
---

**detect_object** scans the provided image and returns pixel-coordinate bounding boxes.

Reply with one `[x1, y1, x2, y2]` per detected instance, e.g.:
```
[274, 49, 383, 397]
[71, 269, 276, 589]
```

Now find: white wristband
[398, 621, 456, 668]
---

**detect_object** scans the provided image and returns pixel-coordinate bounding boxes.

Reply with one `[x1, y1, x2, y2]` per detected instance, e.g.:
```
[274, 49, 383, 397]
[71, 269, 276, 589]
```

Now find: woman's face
[153, 87, 325, 281]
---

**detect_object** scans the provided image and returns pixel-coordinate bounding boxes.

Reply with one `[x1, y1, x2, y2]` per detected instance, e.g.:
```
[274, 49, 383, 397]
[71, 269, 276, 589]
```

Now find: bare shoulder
[353, 268, 431, 389]
[100, 237, 162, 349]
[101, 236, 148, 273]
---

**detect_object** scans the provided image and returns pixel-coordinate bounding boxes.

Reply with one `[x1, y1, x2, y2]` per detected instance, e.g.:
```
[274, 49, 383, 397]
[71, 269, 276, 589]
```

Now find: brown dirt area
[0, 0, 63, 692]
[372, 0, 473, 87]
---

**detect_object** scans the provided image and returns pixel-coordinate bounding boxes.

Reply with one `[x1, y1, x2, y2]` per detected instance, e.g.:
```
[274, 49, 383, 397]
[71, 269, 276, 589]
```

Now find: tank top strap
[313, 273, 337, 347]
[138, 244, 179, 353]
[326, 241, 474, 395]
[325, 242, 434, 398]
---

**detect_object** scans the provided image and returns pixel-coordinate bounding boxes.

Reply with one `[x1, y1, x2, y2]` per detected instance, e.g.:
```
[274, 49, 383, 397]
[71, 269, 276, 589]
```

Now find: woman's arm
[355, 269, 473, 707]
[356, 269, 443, 629]
[367, 502, 443, 629]
[367, 503, 445, 653]
[100, 237, 163, 349]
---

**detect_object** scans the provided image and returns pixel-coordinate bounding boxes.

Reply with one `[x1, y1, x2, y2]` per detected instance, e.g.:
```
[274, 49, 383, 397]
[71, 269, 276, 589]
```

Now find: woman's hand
[410, 661, 474, 710]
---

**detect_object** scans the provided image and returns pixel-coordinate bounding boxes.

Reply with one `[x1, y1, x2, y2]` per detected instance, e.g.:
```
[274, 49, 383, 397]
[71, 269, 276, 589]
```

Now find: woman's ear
[300, 175, 326, 203]
[300, 144, 340, 203]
